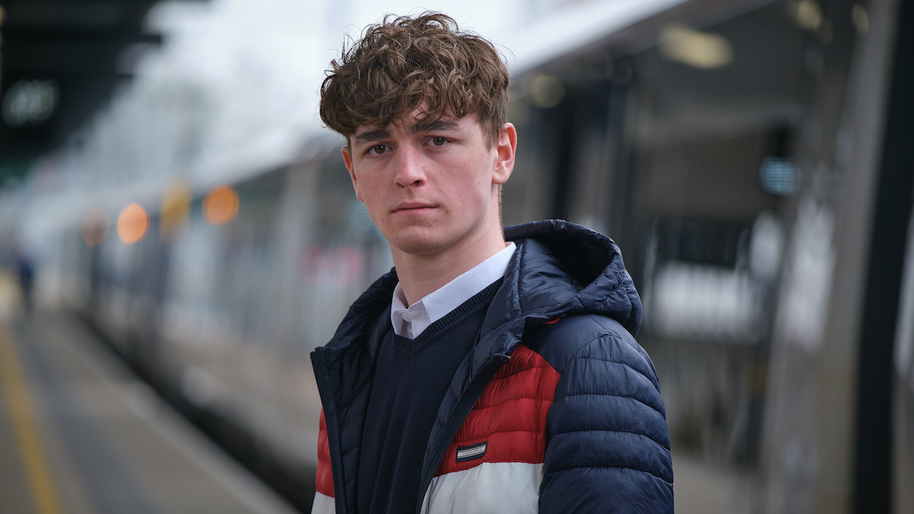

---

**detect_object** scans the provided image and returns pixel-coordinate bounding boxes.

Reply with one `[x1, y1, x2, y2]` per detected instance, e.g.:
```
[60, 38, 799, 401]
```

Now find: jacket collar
[320, 220, 642, 379]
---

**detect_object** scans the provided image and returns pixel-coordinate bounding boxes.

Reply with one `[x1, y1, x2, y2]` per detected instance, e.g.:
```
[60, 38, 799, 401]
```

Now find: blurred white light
[2, 80, 60, 127]
[750, 212, 785, 282]
[777, 199, 834, 353]
[895, 207, 914, 376]
[760, 157, 799, 196]
[649, 263, 761, 342]
[659, 24, 733, 69]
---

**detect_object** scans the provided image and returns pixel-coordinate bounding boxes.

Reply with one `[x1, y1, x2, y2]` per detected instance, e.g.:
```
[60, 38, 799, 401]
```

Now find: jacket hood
[452, 220, 641, 373]
[496, 220, 641, 334]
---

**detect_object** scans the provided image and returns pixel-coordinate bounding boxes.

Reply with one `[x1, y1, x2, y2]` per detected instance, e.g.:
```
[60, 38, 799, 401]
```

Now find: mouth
[392, 202, 436, 214]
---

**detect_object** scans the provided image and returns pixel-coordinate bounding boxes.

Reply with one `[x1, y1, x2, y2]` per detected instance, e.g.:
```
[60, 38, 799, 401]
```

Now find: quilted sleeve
[539, 326, 673, 513]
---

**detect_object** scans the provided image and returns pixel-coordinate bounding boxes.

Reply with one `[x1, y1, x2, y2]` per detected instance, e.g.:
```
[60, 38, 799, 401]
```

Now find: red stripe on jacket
[316, 410, 334, 497]
[435, 344, 561, 476]
[314, 344, 562, 495]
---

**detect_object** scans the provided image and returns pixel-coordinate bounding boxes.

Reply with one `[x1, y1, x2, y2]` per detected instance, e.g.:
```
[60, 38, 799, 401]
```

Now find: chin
[390, 236, 446, 256]
[381, 223, 442, 254]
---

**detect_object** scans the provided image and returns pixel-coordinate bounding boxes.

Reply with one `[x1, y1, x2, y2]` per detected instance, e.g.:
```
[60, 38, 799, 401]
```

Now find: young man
[311, 13, 673, 514]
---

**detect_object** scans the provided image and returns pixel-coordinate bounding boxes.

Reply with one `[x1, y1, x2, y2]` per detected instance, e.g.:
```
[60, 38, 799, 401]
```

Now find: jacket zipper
[415, 355, 509, 514]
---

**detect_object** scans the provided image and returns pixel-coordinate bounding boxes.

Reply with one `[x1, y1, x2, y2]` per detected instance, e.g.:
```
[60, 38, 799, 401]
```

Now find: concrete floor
[0, 312, 300, 514]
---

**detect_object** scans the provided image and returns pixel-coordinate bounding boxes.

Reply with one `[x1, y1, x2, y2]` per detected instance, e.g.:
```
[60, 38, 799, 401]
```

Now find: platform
[0, 311, 301, 514]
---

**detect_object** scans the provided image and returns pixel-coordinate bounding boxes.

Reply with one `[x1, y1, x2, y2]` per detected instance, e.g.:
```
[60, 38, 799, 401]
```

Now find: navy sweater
[356, 279, 501, 513]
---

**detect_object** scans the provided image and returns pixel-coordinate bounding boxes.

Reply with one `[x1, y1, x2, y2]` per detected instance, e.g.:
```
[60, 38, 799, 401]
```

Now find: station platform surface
[0, 311, 302, 514]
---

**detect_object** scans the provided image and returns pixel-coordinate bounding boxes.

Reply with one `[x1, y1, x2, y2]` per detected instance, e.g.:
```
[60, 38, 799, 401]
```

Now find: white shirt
[390, 242, 516, 339]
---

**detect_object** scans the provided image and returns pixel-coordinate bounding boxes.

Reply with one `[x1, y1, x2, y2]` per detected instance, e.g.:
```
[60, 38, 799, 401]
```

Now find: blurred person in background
[14, 245, 34, 316]
[310, 12, 673, 513]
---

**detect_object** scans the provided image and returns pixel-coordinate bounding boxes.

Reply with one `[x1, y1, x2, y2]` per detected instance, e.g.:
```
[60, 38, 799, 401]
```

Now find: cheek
[354, 169, 382, 201]
[454, 176, 494, 215]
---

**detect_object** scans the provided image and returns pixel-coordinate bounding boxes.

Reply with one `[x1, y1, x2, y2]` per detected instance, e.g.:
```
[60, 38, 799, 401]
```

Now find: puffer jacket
[310, 220, 674, 514]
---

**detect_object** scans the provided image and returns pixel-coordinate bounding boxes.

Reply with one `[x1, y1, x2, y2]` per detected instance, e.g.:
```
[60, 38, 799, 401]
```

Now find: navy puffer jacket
[311, 220, 674, 513]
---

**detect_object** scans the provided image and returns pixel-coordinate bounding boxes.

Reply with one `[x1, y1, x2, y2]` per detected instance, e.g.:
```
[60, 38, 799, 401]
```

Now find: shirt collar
[391, 242, 516, 339]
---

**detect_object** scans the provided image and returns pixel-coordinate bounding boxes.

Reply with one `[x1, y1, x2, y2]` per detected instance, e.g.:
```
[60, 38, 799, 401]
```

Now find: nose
[393, 145, 426, 188]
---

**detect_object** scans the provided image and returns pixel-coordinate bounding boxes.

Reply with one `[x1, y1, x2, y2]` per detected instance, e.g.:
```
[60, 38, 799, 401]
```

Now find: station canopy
[0, 0, 205, 182]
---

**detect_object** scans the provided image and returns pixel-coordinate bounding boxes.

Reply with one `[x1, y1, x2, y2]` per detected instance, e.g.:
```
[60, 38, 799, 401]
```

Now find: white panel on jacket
[311, 492, 335, 514]
[421, 462, 543, 514]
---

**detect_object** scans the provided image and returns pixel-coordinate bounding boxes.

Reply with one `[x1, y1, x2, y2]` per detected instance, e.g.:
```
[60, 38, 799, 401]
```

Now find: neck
[392, 229, 507, 306]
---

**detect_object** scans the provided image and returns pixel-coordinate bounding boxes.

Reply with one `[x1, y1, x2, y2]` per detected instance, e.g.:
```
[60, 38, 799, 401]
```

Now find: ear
[341, 145, 364, 202]
[492, 123, 517, 185]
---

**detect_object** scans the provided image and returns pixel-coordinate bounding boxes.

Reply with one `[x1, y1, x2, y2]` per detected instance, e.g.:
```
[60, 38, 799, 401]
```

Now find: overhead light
[118, 203, 149, 245]
[852, 4, 869, 33]
[203, 185, 239, 226]
[161, 177, 192, 239]
[528, 74, 565, 108]
[659, 24, 734, 69]
[759, 157, 799, 196]
[794, 0, 823, 31]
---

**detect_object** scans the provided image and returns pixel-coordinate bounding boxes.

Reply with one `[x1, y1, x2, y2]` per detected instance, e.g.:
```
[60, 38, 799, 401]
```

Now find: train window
[641, 217, 764, 344]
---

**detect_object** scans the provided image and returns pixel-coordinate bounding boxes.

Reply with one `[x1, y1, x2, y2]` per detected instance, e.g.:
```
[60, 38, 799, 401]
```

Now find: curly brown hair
[319, 12, 510, 146]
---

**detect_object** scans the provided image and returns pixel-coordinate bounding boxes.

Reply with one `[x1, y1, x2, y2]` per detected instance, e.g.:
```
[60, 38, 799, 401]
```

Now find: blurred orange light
[203, 185, 239, 226]
[81, 207, 110, 247]
[161, 178, 192, 239]
[117, 203, 148, 245]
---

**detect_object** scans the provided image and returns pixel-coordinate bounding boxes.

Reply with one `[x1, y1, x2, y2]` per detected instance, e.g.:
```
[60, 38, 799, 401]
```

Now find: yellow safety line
[0, 323, 62, 514]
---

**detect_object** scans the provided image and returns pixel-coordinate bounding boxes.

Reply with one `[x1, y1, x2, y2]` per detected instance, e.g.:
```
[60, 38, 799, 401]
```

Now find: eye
[366, 144, 390, 156]
[429, 137, 449, 147]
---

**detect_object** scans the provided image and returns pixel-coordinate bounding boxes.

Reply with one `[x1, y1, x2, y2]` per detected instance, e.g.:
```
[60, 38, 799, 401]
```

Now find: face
[342, 110, 516, 261]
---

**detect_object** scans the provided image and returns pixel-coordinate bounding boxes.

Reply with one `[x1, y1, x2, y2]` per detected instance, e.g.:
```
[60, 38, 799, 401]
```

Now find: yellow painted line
[0, 323, 62, 514]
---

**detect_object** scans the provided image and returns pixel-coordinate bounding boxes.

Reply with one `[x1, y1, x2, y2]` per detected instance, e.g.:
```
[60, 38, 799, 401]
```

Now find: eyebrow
[353, 128, 391, 147]
[411, 119, 460, 134]
[352, 119, 461, 147]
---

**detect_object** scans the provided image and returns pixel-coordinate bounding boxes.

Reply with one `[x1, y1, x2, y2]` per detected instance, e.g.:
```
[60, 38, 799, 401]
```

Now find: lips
[392, 201, 436, 213]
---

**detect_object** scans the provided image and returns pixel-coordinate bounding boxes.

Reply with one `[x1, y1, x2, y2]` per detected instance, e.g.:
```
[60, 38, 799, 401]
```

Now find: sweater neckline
[392, 278, 503, 358]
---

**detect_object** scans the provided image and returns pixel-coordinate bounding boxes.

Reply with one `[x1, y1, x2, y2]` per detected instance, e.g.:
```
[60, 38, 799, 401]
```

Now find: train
[33, 0, 913, 512]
